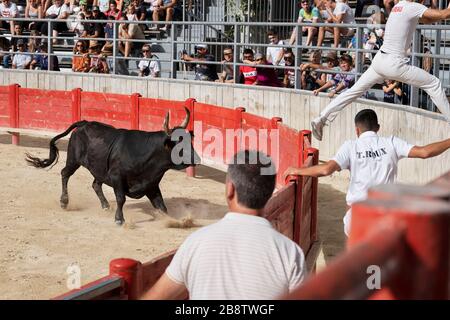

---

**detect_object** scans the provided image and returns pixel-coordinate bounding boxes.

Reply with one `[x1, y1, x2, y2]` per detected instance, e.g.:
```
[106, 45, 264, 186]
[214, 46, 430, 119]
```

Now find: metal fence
[0, 15, 449, 114]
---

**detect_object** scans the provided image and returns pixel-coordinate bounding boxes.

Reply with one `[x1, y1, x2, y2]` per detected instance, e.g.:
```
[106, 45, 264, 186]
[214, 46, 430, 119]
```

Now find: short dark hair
[227, 150, 276, 210]
[354, 109, 379, 132]
[243, 48, 254, 56]
[339, 54, 353, 65]
[267, 29, 278, 37]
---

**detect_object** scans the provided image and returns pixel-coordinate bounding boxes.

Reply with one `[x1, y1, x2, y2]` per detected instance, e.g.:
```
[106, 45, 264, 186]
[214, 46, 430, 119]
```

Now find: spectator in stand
[82, 6, 106, 47]
[152, 0, 181, 31]
[125, 3, 138, 20]
[118, 16, 145, 57]
[30, 42, 60, 71]
[355, 0, 395, 18]
[106, 0, 122, 19]
[301, 50, 339, 84]
[301, 50, 324, 90]
[0, 37, 10, 68]
[26, 0, 44, 32]
[87, 43, 110, 73]
[266, 29, 285, 67]
[138, 44, 161, 77]
[132, 0, 147, 22]
[94, 0, 111, 13]
[181, 44, 218, 81]
[323, 0, 355, 48]
[254, 53, 281, 87]
[216, 46, 234, 83]
[101, 15, 116, 53]
[282, 48, 296, 88]
[363, 26, 384, 61]
[41, 0, 70, 44]
[313, 53, 355, 97]
[0, 0, 18, 34]
[383, 80, 403, 104]
[3, 24, 28, 69]
[12, 40, 32, 70]
[289, 0, 324, 48]
[144, 0, 159, 23]
[72, 40, 90, 72]
[239, 48, 257, 85]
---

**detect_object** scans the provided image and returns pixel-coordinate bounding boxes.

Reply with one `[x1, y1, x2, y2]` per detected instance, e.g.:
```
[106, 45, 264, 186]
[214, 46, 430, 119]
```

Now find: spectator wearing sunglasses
[138, 44, 161, 77]
[282, 49, 296, 88]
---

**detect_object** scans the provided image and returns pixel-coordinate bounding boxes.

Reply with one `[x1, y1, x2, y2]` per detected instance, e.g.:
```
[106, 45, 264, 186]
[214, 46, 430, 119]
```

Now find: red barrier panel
[138, 97, 189, 132]
[194, 102, 243, 166]
[0, 85, 10, 127]
[80, 92, 133, 129]
[18, 88, 73, 132]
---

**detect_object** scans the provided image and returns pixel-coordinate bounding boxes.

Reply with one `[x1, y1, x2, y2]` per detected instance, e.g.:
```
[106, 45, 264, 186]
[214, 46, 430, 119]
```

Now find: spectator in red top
[106, 0, 122, 19]
[254, 53, 281, 87]
[238, 48, 257, 85]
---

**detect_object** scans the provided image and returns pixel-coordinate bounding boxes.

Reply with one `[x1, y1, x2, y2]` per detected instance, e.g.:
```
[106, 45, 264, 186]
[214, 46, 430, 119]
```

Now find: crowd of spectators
[0, 0, 443, 104]
[0, 0, 182, 75]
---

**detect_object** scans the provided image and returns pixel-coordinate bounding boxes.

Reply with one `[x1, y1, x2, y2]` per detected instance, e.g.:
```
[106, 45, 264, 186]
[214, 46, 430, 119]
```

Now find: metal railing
[1, 16, 449, 114]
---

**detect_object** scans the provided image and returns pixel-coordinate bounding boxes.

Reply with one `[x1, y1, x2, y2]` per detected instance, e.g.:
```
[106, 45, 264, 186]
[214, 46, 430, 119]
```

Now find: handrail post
[355, 26, 363, 82]
[171, 23, 177, 79]
[112, 21, 117, 75]
[109, 258, 143, 300]
[8, 83, 20, 145]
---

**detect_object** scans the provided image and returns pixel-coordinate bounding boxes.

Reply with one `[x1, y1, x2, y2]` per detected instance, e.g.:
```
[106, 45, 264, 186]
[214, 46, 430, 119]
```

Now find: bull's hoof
[115, 219, 124, 226]
[60, 201, 68, 209]
[102, 203, 110, 211]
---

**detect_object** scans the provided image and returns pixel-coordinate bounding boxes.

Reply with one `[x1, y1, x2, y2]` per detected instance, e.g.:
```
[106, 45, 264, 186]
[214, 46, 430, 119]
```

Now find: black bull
[26, 107, 200, 225]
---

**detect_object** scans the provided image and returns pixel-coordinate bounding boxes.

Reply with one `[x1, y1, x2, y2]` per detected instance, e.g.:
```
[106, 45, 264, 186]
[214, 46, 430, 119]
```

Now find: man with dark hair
[239, 48, 257, 85]
[285, 109, 450, 236]
[181, 44, 218, 81]
[143, 150, 306, 300]
[266, 29, 285, 67]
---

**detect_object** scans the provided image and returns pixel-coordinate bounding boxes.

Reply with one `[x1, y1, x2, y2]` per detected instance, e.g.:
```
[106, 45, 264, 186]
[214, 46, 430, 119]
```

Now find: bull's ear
[164, 137, 176, 151]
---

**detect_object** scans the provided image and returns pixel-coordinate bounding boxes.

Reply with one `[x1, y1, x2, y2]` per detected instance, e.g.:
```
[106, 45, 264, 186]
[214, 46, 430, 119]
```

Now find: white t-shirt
[98, 0, 110, 13]
[332, 131, 414, 205]
[166, 212, 307, 300]
[13, 53, 32, 69]
[46, 4, 70, 17]
[333, 2, 355, 24]
[381, 1, 428, 56]
[0, 2, 18, 18]
[138, 57, 161, 77]
[266, 40, 285, 66]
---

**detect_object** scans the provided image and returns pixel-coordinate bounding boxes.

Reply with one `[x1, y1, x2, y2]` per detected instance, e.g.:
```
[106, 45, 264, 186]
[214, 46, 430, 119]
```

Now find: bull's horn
[180, 107, 190, 129]
[163, 111, 170, 134]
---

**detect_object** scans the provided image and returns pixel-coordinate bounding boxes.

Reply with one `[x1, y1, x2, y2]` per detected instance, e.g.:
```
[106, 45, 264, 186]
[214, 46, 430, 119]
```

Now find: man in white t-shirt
[142, 150, 307, 300]
[323, 0, 355, 48]
[138, 44, 161, 77]
[266, 29, 286, 67]
[12, 40, 32, 70]
[0, 0, 18, 34]
[311, 0, 450, 141]
[285, 109, 450, 236]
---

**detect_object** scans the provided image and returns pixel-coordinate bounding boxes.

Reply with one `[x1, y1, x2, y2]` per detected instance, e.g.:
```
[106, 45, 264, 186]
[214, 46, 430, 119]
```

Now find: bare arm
[141, 273, 188, 300]
[283, 160, 341, 180]
[420, 6, 450, 24]
[408, 138, 450, 159]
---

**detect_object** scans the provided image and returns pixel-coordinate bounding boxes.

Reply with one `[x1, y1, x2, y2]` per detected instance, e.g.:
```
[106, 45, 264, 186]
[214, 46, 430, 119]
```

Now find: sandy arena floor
[0, 134, 349, 299]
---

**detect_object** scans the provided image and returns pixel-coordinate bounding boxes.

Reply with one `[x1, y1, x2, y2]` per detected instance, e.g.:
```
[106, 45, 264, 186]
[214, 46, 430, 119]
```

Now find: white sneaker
[311, 117, 325, 141]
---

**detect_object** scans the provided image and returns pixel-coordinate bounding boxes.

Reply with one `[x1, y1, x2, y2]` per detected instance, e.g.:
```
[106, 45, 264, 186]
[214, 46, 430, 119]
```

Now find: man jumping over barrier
[311, 0, 450, 141]
[285, 109, 450, 236]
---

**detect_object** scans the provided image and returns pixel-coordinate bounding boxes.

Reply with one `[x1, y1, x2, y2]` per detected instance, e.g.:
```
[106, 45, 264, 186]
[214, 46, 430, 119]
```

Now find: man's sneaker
[311, 118, 325, 141]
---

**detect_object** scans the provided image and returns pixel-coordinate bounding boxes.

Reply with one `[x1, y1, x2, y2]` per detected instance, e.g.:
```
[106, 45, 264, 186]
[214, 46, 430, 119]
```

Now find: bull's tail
[25, 121, 88, 169]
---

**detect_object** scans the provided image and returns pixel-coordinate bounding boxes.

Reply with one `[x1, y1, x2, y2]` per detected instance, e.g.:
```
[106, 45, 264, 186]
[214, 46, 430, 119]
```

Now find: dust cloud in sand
[0, 134, 348, 299]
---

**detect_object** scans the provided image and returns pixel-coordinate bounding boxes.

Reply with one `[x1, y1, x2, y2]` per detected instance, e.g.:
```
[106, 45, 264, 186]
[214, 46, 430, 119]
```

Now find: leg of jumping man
[311, 62, 385, 141]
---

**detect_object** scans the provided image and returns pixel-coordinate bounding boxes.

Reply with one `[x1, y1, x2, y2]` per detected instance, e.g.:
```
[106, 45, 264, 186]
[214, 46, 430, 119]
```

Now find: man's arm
[141, 272, 188, 300]
[408, 138, 450, 159]
[283, 160, 341, 180]
[420, 4, 450, 24]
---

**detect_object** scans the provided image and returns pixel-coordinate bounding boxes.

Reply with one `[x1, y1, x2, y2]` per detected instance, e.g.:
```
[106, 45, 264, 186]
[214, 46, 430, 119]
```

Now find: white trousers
[319, 51, 450, 123]
[343, 208, 352, 237]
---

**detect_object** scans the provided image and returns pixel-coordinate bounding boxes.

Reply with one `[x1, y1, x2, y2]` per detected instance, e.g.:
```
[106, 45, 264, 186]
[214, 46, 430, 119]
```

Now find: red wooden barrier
[8, 84, 20, 145]
[0, 85, 10, 127]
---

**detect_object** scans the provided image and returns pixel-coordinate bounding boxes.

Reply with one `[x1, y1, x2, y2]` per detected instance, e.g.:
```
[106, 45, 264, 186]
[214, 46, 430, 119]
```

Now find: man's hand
[328, 89, 336, 98]
[283, 166, 300, 181]
[313, 89, 320, 96]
